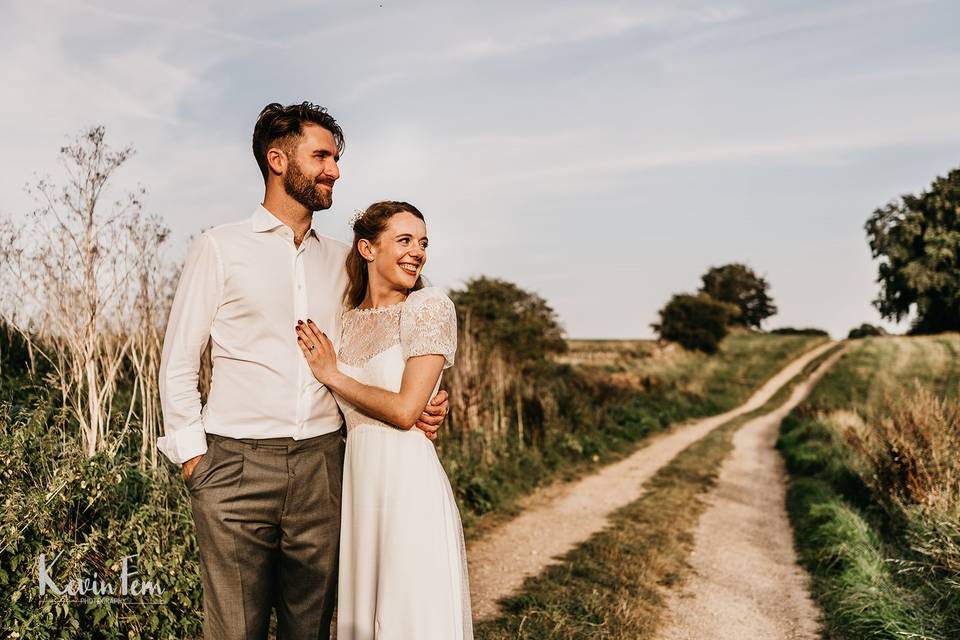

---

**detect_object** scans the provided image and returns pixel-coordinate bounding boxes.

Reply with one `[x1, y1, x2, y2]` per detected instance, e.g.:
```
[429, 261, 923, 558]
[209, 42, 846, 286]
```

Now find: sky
[2, 0, 959, 339]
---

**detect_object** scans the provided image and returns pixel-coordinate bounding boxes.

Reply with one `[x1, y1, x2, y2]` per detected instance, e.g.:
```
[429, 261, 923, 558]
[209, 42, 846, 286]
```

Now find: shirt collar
[251, 204, 319, 240]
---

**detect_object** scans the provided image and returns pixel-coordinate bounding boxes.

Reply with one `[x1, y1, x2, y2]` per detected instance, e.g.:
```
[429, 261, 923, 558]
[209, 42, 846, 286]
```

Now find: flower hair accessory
[349, 209, 366, 229]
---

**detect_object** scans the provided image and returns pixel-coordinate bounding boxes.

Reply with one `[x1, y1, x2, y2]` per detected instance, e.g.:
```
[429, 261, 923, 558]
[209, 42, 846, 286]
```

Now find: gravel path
[656, 346, 846, 640]
[467, 341, 838, 620]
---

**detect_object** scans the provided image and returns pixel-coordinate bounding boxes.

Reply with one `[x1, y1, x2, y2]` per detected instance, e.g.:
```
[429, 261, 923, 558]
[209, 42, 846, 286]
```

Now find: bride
[295, 200, 473, 639]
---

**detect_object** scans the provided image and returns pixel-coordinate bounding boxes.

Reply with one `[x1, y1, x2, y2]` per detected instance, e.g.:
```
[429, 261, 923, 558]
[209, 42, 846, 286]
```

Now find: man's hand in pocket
[182, 454, 204, 480]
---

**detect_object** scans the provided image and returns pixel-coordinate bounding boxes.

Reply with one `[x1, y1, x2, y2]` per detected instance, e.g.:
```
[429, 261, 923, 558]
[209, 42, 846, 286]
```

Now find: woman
[294, 201, 473, 639]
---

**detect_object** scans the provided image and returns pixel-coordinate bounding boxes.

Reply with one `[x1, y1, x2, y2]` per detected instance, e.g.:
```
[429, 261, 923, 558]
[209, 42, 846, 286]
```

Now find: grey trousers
[188, 429, 345, 640]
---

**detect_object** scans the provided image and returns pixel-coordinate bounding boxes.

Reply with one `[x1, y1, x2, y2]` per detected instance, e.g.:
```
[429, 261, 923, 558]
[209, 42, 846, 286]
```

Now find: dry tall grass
[0, 127, 175, 465]
[838, 385, 960, 590]
[843, 385, 960, 511]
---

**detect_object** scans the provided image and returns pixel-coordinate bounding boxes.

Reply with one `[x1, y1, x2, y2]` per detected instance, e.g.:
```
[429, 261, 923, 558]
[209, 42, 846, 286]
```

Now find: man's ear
[266, 146, 287, 176]
[357, 238, 376, 262]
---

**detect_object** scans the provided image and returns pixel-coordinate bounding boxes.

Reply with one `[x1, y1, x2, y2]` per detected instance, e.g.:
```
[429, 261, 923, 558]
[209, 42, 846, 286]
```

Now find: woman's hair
[344, 201, 426, 309]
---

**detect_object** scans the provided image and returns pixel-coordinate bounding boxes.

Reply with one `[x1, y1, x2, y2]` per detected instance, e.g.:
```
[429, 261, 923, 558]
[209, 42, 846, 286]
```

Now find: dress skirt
[336, 423, 473, 640]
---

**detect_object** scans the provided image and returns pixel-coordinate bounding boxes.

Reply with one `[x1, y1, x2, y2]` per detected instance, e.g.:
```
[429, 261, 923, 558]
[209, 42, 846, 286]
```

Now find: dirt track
[655, 346, 846, 639]
[467, 341, 838, 620]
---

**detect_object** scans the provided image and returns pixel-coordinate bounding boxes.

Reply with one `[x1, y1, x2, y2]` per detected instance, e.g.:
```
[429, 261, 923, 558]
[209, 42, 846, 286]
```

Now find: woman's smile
[398, 260, 421, 276]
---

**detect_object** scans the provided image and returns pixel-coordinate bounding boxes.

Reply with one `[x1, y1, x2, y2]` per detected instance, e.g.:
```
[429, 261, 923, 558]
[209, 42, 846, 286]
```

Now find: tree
[866, 167, 960, 334]
[445, 277, 566, 455]
[651, 293, 740, 354]
[698, 263, 777, 329]
[447, 277, 566, 366]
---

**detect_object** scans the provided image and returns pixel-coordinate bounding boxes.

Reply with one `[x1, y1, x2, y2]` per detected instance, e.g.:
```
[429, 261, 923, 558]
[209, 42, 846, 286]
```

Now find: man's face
[282, 123, 340, 212]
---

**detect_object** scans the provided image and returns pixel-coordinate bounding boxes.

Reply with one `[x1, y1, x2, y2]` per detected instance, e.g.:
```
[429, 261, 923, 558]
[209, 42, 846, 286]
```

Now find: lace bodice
[337, 304, 404, 368]
[335, 287, 457, 431]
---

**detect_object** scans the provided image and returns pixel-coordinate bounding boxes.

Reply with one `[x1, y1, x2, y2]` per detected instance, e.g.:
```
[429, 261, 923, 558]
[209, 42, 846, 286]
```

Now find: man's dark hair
[252, 102, 345, 181]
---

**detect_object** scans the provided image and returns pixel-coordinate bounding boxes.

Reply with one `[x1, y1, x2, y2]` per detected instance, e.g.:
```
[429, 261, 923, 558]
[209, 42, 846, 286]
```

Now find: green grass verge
[778, 335, 960, 640]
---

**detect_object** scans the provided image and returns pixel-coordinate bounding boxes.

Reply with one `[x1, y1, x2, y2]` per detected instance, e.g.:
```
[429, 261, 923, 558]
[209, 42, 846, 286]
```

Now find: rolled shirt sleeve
[157, 233, 223, 464]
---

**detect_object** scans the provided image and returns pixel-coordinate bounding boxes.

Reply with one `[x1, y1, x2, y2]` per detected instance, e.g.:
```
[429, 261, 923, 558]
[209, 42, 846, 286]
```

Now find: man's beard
[284, 159, 333, 211]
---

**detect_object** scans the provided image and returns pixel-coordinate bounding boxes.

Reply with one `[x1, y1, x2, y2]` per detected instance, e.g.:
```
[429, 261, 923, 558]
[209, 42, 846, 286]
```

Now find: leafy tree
[445, 277, 566, 454]
[699, 263, 777, 329]
[447, 277, 566, 366]
[866, 167, 960, 334]
[651, 293, 740, 354]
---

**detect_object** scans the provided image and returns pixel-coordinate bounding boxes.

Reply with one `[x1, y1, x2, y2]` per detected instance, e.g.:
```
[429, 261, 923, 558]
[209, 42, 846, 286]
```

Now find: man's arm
[157, 232, 223, 468]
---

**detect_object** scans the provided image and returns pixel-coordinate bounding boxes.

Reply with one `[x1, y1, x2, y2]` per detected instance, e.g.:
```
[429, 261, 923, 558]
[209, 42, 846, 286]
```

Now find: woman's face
[363, 211, 428, 292]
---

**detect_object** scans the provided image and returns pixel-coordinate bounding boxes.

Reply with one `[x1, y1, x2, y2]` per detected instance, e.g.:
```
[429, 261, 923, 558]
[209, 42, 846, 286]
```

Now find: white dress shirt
[157, 205, 350, 464]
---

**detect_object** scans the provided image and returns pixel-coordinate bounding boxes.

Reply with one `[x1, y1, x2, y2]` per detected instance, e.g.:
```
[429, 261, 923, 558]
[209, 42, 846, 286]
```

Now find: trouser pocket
[185, 437, 218, 491]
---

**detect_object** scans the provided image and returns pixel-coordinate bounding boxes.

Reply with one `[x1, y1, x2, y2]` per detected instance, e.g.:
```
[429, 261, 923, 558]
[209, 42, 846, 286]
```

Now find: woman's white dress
[334, 287, 473, 640]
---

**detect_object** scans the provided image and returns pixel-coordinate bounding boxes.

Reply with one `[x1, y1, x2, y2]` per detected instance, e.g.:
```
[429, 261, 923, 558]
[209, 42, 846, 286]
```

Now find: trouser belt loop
[251, 440, 258, 450]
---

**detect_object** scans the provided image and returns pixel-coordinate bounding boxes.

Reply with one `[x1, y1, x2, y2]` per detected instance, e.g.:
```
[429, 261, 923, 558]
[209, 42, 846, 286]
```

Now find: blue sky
[2, 0, 959, 338]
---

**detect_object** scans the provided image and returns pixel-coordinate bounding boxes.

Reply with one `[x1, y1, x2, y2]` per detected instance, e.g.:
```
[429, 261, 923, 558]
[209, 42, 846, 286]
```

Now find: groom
[157, 102, 449, 640]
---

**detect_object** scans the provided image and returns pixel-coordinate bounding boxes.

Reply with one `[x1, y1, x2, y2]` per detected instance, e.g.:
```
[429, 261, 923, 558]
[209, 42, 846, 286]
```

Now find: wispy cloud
[2, 0, 958, 338]
[65, 0, 284, 48]
[487, 127, 960, 184]
[340, 3, 747, 99]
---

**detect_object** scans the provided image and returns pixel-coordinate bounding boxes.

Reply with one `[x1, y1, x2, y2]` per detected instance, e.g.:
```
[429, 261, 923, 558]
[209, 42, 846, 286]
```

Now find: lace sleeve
[400, 287, 457, 369]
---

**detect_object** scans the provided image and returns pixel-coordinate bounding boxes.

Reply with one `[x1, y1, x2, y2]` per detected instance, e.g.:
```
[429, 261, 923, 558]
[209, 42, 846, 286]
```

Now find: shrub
[842, 387, 960, 616]
[651, 293, 740, 354]
[847, 323, 887, 339]
[0, 397, 203, 638]
[448, 276, 567, 366]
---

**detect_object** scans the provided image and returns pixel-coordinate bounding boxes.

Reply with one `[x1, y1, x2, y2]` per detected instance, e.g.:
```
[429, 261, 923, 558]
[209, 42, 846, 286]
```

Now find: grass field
[564, 331, 824, 409]
[778, 334, 960, 640]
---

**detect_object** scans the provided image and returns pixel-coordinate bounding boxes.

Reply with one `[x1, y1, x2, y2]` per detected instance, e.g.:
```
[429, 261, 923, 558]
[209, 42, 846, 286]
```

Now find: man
[158, 102, 449, 640]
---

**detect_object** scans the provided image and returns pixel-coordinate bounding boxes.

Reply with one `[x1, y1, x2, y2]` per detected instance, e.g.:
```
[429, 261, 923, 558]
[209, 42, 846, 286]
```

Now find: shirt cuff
[157, 422, 208, 464]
